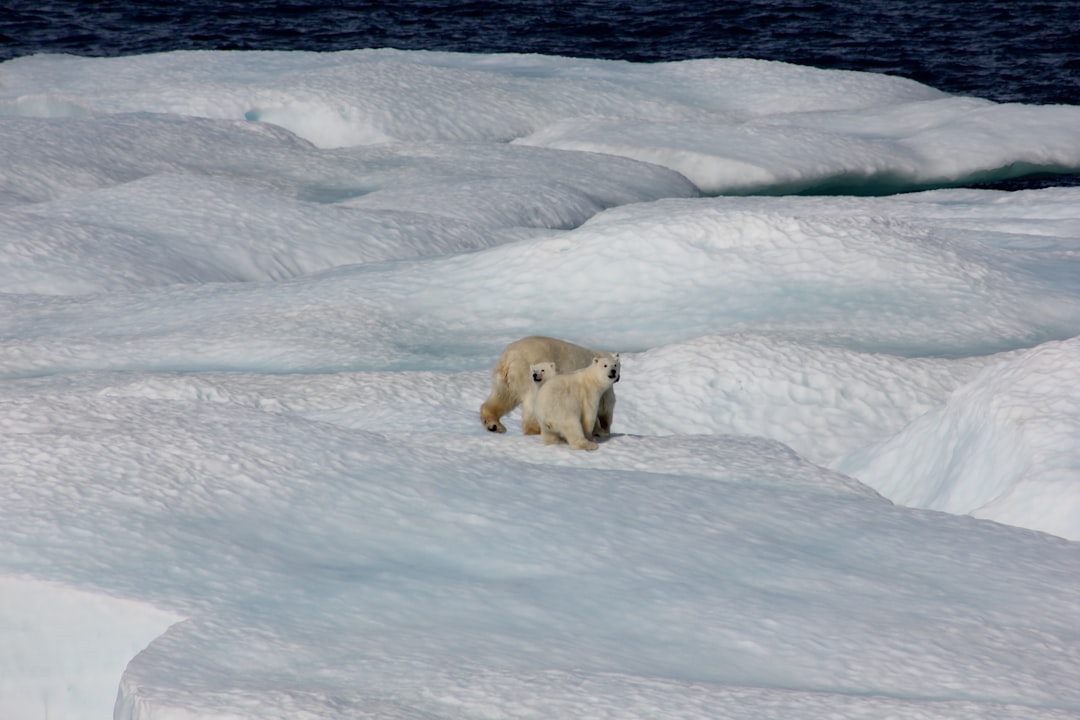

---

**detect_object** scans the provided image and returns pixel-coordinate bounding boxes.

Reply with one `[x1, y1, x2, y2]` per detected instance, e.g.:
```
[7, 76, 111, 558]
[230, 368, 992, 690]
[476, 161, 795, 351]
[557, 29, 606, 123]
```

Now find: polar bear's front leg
[563, 421, 599, 451]
[569, 436, 599, 451]
[594, 388, 616, 437]
[521, 394, 542, 435]
[540, 426, 563, 445]
[579, 406, 600, 442]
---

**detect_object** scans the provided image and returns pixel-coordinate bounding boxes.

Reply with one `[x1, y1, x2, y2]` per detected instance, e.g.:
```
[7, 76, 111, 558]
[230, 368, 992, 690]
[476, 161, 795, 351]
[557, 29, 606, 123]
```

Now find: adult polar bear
[534, 353, 621, 451]
[480, 336, 618, 435]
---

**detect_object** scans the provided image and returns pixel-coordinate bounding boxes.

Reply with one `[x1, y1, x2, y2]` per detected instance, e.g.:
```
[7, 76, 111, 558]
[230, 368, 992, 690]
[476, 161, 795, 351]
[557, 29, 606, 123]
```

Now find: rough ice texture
[836, 337, 1080, 539]
[1, 50, 1079, 720]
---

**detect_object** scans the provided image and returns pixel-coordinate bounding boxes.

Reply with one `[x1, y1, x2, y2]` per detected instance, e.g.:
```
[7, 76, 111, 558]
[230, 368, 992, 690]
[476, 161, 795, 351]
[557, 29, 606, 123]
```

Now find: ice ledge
[0, 576, 181, 720]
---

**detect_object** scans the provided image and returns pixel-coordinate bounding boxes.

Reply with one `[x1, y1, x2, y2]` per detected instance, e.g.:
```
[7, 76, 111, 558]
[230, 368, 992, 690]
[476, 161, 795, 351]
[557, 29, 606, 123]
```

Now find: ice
[0, 114, 694, 293]
[4, 50, 1078, 194]
[515, 99, 1080, 194]
[836, 336, 1080, 539]
[0, 577, 180, 720]
[615, 334, 1000, 465]
[5, 190, 1078, 377]
[1, 49, 1080, 720]
[0, 51, 948, 147]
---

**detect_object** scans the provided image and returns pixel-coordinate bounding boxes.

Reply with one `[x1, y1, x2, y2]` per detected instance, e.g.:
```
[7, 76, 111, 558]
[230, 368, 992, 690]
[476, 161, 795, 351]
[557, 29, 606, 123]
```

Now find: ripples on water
[4, 0, 1079, 106]
[3, 0, 1079, 189]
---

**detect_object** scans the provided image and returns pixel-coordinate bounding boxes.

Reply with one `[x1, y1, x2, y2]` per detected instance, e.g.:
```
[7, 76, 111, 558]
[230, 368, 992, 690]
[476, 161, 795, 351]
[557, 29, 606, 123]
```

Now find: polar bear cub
[481, 336, 617, 436]
[526, 361, 557, 409]
[534, 353, 620, 451]
[530, 361, 557, 386]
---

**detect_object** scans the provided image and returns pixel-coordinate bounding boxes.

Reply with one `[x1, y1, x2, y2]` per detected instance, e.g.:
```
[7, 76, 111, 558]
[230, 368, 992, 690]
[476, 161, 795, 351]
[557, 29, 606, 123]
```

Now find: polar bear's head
[531, 361, 557, 385]
[592, 353, 620, 383]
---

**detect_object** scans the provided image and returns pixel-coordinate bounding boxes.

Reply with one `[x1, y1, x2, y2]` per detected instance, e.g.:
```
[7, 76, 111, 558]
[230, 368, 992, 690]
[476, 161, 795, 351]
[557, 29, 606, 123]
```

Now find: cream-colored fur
[534, 353, 621, 451]
[481, 336, 617, 435]
[530, 361, 557, 386]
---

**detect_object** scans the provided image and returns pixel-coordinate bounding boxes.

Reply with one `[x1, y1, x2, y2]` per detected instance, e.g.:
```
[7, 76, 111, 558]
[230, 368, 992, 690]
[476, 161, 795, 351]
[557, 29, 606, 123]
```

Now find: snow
[1, 49, 1079, 720]
[514, 99, 1080, 195]
[836, 336, 1080, 538]
[0, 577, 180, 720]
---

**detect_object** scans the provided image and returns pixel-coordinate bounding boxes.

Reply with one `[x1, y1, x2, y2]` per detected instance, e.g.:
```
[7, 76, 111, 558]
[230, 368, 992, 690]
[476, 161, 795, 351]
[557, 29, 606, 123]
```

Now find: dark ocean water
[4, 0, 1079, 106]
[3, 0, 1079, 189]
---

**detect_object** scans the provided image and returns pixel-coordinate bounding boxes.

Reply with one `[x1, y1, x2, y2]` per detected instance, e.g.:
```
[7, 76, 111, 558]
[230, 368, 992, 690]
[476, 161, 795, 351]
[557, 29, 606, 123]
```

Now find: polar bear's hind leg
[480, 365, 515, 433]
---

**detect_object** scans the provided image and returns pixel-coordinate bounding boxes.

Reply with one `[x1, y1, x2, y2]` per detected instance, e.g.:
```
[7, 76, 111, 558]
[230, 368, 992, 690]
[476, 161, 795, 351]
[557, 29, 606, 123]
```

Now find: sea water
[4, 0, 1079, 106]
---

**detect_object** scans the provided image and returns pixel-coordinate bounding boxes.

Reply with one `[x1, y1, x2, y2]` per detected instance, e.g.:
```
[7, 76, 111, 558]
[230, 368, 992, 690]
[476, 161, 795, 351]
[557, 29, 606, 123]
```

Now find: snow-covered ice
[1, 49, 1079, 719]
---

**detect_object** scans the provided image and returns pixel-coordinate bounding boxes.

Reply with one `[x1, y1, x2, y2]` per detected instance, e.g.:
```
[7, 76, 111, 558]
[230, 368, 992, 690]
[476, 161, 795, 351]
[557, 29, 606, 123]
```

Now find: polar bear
[530, 361, 557, 386]
[534, 353, 621, 451]
[481, 336, 618, 435]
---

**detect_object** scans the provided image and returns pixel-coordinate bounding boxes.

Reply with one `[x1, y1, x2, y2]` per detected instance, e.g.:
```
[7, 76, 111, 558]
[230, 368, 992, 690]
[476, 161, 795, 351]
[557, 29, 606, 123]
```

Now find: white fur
[480, 336, 617, 435]
[534, 353, 621, 451]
